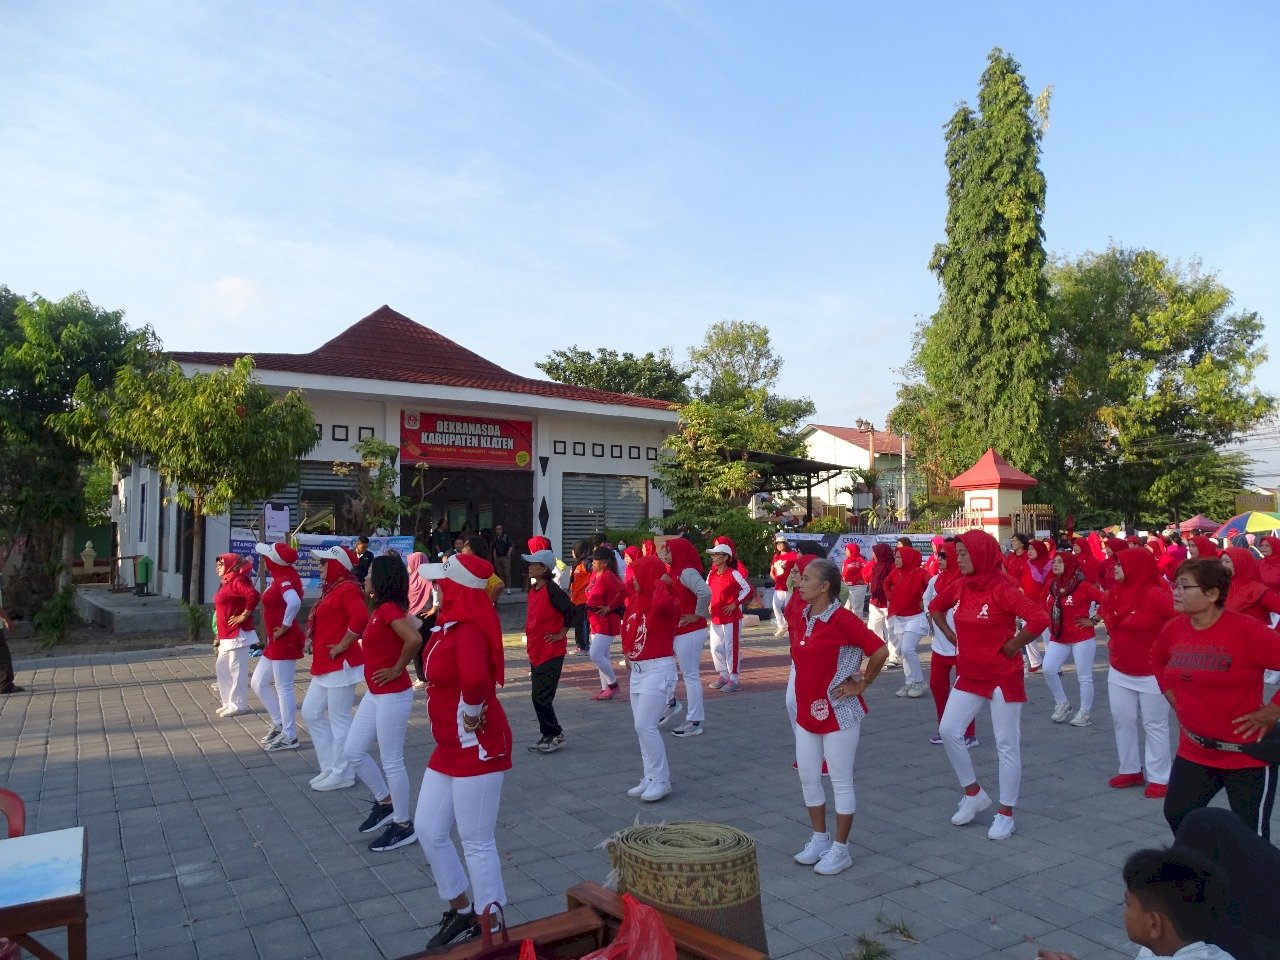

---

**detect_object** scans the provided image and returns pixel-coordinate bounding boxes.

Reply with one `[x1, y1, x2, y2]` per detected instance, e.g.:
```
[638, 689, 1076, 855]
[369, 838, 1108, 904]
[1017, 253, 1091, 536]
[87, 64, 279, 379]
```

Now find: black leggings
[1164, 754, 1278, 840]
[0, 629, 13, 685]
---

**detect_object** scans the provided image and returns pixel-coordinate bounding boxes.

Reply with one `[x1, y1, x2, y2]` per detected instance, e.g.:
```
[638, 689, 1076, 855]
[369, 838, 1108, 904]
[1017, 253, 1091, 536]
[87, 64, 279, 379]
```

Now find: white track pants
[215, 647, 251, 711]
[891, 614, 928, 685]
[301, 680, 356, 778]
[785, 663, 798, 735]
[589, 633, 617, 687]
[629, 657, 677, 787]
[772, 589, 789, 633]
[250, 657, 298, 739]
[709, 621, 741, 680]
[795, 724, 861, 815]
[672, 628, 708, 723]
[867, 605, 895, 660]
[415, 768, 506, 911]
[941, 688, 1022, 808]
[1042, 637, 1097, 712]
[844, 585, 868, 620]
[343, 689, 414, 822]
[1108, 674, 1172, 785]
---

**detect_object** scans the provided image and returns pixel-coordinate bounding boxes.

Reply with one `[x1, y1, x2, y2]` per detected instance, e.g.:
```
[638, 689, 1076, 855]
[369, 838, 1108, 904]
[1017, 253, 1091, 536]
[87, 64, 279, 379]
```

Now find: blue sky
[4, 2, 1279, 478]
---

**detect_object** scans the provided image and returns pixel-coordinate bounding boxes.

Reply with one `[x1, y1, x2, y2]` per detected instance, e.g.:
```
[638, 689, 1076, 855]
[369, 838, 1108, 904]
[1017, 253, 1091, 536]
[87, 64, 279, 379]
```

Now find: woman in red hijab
[1187, 535, 1220, 560]
[1221, 548, 1280, 624]
[621, 545, 642, 587]
[1016, 540, 1053, 673]
[1099, 537, 1129, 590]
[866, 544, 897, 665]
[1100, 548, 1175, 797]
[1071, 538, 1100, 585]
[1259, 536, 1280, 592]
[212, 553, 259, 718]
[1040, 551, 1105, 726]
[415, 552, 514, 949]
[928, 531, 1050, 841]
[250, 542, 305, 750]
[658, 537, 712, 737]
[622, 555, 681, 803]
[841, 542, 869, 619]
[886, 545, 930, 698]
[924, 542, 976, 747]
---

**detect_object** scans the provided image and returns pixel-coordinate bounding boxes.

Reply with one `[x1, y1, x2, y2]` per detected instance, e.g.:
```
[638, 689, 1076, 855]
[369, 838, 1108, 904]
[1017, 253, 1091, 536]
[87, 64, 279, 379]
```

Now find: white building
[116, 306, 679, 601]
[799, 423, 914, 516]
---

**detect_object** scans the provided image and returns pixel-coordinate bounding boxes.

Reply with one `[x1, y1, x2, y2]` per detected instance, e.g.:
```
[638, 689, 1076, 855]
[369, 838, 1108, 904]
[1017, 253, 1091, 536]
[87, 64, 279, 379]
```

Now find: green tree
[334, 436, 428, 535]
[1046, 246, 1273, 526]
[535, 346, 691, 403]
[893, 48, 1054, 489]
[0, 287, 157, 617]
[64, 356, 317, 603]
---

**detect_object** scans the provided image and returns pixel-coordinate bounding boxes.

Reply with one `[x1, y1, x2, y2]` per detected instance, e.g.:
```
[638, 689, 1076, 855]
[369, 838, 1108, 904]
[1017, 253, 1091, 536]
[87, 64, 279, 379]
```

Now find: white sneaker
[894, 685, 910, 697]
[950, 788, 991, 825]
[627, 779, 651, 798]
[813, 842, 853, 875]
[312, 771, 356, 791]
[215, 705, 231, 717]
[659, 700, 684, 727]
[793, 833, 833, 865]
[640, 781, 672, 802]
[221, 705, 243, 718]
[1069, 709, 1092, 727]
[987, 813, 1016, 840]
[1265, 670, 1280, 685]
[1050, 701, 1073, 723]
[671, 722, 703, 737]
[773, 628, 786, 638]
[309, 770, 333, 788]
[906, 682, 926, 699]
[210, 682, 220, 693]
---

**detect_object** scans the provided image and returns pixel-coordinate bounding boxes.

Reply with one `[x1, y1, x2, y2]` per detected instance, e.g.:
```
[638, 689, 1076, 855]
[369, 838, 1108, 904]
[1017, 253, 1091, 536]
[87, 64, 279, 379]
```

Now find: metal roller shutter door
[228, 461, 352, 534]
[561, 474, 648, 557]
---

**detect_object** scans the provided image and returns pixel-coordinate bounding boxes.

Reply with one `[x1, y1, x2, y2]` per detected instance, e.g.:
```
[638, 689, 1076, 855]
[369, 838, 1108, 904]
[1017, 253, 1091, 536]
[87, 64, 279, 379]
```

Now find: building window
[628, 446, 640, 459]
[572, 442, 586, 456]
[645, 447, 658, 460]
[561, 474, 649, 557]
[553, 440, 567, 455]
[332, 425, 349, 442]
[358, 426, 374, 441]
[314, 422, 322, 440]
[591, 443, 604, 457]
[610, 444, 623, 458]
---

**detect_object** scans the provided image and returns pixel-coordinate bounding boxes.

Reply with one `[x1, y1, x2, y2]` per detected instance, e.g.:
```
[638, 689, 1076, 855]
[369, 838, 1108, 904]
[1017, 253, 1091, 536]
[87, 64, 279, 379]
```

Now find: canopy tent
[1167, 514, 1220, 534]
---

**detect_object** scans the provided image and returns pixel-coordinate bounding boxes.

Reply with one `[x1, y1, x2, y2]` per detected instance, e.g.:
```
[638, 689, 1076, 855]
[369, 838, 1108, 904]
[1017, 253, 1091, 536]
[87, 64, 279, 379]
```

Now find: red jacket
[1101, 584, 1174, 677]
[308, 580, 368, 676]
[585, 569, 626, 636]
[770, 551, 798, 592]
[885, 548, 928, 618]
[214, 574, 259, 640]
[1152, 612, 1280, 770]
[524, 579, 573, 667]
[707, 566, 751, 624]
[425, 621, 512, 777]
[793, 605, 884, 734]
[1044, 578, 1104, 644]
[622, 581, 679, 662]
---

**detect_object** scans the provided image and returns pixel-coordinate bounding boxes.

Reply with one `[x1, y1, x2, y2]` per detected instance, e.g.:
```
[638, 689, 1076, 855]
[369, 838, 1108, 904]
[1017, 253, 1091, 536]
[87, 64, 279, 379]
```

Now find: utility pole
[900, 432, 909, 521]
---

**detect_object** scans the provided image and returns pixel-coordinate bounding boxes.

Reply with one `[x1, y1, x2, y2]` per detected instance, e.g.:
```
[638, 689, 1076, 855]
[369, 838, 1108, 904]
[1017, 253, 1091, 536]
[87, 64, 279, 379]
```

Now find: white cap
[707, 543, 734, 556]
[311, 545, 354, 570]
[420, 555, 489, 590]
[522, 549, 557, 568]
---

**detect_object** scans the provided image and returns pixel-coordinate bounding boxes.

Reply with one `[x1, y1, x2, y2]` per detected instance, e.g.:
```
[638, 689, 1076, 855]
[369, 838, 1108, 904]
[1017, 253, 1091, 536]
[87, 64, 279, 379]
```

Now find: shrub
[34, 585, 79, 647]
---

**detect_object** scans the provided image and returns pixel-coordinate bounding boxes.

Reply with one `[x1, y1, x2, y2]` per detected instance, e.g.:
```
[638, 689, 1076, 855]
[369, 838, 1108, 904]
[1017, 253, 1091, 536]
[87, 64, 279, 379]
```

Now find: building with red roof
[117, 306, 679, 601]
[798, 422, 919, 518]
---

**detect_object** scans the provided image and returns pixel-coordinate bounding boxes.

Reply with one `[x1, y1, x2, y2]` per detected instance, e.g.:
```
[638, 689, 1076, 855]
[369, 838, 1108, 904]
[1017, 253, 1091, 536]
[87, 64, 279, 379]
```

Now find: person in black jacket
[353, 536, 374, 583]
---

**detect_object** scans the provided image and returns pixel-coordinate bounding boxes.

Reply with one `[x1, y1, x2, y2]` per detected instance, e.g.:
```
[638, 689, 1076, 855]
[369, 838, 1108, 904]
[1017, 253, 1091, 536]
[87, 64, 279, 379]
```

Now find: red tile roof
[806, 423, 913, 456]
[168, 305, 676, 412]
[949, 448, 1038, 490]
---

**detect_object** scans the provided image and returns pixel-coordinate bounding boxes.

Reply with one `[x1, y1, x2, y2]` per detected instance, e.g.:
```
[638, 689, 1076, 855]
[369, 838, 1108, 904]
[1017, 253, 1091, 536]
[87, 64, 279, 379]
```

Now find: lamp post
[900, 432, 909, 522]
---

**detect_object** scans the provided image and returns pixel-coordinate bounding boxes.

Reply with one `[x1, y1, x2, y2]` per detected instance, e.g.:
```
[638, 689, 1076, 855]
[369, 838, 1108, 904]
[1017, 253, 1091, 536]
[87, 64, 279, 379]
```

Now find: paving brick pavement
[3, 625, 1262, 960]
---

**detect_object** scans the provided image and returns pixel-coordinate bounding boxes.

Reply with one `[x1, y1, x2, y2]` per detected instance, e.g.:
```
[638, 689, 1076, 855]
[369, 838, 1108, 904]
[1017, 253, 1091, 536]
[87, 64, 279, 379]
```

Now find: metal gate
[1012, 504, 1059, 541]
[561, 474, 648, 558]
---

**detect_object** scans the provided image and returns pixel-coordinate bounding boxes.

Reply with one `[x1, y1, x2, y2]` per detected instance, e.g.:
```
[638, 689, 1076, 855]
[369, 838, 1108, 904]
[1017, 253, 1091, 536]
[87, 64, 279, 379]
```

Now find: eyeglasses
[1171, 582, 1203, 593]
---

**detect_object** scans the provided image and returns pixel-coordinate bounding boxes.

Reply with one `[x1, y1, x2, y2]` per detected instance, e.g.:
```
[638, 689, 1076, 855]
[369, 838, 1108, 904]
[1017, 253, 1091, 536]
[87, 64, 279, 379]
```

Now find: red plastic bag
[580, 894, 677, 960]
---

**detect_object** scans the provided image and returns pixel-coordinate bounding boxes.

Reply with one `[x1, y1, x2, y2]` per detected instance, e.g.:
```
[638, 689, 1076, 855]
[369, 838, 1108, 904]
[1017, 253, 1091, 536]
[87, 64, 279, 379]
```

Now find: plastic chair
[0, 787, 24, 838]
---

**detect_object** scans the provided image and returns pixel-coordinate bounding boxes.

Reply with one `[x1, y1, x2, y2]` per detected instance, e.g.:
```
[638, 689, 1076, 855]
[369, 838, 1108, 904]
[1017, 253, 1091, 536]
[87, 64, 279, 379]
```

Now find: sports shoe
[708, 675, 729, 690]
[1069, 709, 1092, 727]
[627, 779, 651, 797]
[425, 909, 480, 948]
[884, 659, 902, 670]
[723, 680, 741, 692]
[1109, 773, 1144, 789]
[1027, 665, 1042, 674]
[1050, 701, 1073, 723]
[359, 800, 395, 833]
[537, 734, 566, 754]
[906, 682, 926, 698]
[813, 842, 853, 875]
[793, 833, 833, 865]
[528, 737, 550, 753]
[312, 771, 355, 791]
[259, 724, 283, 747]
[219, 705, 243, 718]
[671, 721, 703, 737]
[773, 628, 786, 638]
[640, 781, 672, 802]
[368, 820, 417, 852]
[309, 770, 333, 787]
[1143, 782, 1168, 799]
[987, 813, 1016, 840]
[964, 736, 980, 749]
[894, 685, 910, 698]
[950, 788, 991, 825]
[593, 685, 618, 702]
[264, 736, 299, 752]
[0, 683, 24, 694]
[209, 682, 220, 693]
[930, 732, 943, 745]
[659, 700, 684, 726]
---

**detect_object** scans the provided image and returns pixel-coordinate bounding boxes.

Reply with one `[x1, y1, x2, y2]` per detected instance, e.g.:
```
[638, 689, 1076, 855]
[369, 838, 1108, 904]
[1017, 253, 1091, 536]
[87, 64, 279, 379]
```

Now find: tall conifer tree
[897, 48, 1053, 488]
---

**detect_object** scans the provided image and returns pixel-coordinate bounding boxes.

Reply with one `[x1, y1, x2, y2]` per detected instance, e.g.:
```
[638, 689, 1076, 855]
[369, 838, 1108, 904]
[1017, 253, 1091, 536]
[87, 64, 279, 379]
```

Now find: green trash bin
[134, 554, 152, 596]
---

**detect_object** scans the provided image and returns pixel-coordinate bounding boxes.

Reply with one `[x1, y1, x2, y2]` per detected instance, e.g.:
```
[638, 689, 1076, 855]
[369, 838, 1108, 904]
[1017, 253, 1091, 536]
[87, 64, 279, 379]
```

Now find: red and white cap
[707, 543, 734, 556]
[421, 553, 493, 589]
[254, 542, 298, 565]
[312, 545, 358, 570]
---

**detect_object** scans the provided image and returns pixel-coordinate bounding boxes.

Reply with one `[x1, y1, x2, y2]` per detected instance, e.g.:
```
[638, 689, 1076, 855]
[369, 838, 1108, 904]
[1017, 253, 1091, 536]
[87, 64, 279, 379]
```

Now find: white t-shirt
[922, 574, 957, 657]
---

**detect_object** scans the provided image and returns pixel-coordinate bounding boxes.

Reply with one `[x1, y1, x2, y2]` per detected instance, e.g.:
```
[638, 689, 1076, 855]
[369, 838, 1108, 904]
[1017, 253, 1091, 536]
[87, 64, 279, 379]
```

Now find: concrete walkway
[2, 626, 1240, 960]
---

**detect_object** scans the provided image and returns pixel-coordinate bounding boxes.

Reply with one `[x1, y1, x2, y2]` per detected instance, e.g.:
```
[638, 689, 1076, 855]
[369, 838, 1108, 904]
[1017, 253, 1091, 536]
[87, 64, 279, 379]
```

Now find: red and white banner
[400, 411, 533, 470]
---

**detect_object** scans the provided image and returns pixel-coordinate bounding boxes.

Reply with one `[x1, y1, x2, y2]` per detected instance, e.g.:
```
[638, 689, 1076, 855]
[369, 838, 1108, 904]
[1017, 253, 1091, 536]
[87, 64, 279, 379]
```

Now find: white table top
[0, 827, 85, 910]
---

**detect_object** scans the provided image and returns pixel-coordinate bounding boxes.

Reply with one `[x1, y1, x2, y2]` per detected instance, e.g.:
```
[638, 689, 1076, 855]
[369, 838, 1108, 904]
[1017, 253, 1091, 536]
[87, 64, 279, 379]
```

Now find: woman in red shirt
[1259, 536, 1280, 591]
[1220, 548, 1280, 624]
[250, 542, 305, 750]
[1040, 552, 1105, 726]
[929, 531, 1051, 841]
[342, 554, 422, 853]
[521, 547, 574, 754]
[1099, 537, 1129, 590]
[1153, 558, 1280, 839]
[886, 545, 930, 698]
[1187, 535, 1221, 560]
[1019, 539, 1053, 672]
[585, 548, 627, 701]
[1100, 548, 1175, 797]
[770, 535, 799, 639]
[841, 542, 868, 619]
[415, 552, 514, 949]
[865, 544, 896, 665]
[622, 554, 680, 803]
[212, 553, 260, 718]
[790, 558, 887, 876]
[658, 537, 711, 737]
[706, 543, 752, 692]
[303, 546, 368, 791]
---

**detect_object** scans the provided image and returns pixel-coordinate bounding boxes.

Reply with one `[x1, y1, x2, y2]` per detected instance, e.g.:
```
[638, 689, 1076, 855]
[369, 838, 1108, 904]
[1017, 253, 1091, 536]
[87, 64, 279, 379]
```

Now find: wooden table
[0, 827, 88, 960]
